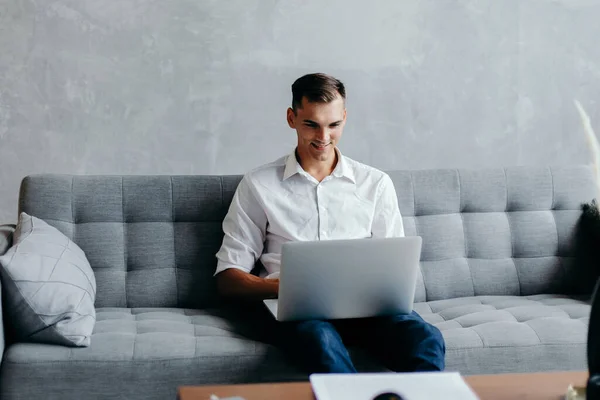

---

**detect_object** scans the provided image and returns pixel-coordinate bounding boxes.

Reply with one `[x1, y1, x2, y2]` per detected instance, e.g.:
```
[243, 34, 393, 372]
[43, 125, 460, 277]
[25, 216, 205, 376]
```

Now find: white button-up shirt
[214, 148, 405, 277]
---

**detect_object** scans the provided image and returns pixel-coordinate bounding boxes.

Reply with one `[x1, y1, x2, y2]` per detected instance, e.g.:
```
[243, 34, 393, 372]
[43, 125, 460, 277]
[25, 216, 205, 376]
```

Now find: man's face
[287, 96, 346, 163]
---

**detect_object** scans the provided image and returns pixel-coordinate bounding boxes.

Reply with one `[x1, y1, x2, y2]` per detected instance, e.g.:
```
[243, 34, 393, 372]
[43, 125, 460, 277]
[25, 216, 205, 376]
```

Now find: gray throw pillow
[0, 212, 96, 347]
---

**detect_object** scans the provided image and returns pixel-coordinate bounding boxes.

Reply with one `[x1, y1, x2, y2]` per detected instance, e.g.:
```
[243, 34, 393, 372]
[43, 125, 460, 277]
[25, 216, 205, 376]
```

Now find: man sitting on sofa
[214, 73, 445, 373]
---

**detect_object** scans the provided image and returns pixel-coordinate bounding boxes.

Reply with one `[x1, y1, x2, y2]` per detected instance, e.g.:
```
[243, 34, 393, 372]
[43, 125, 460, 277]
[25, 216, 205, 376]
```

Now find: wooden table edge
[178, 370, 589, 400]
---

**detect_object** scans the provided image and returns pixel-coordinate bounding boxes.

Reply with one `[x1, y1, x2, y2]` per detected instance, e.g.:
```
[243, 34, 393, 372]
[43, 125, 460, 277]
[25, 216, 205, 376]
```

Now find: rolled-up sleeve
[214, 176, 267, 275]
[371, 174, 405, 238]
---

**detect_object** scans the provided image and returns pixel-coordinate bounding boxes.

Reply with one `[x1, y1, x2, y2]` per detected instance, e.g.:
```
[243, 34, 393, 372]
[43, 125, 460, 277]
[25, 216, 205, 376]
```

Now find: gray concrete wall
[1, 0, 600, 222]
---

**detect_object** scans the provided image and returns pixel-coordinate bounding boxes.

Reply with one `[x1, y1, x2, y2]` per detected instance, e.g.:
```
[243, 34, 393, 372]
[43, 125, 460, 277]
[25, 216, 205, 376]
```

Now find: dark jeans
[241, 304, 446, 374]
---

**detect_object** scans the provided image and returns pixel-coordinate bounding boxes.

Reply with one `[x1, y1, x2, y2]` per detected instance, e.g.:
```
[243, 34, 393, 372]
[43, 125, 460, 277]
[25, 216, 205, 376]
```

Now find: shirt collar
[283, 147, 356, 184]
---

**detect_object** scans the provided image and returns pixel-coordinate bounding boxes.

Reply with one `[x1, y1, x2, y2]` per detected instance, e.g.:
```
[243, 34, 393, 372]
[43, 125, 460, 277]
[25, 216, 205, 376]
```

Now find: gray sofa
[0, 166, 596, 399]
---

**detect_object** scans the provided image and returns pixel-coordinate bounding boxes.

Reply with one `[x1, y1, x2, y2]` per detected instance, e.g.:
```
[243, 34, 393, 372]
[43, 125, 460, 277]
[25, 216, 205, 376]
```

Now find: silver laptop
[263, 236, 422, 321]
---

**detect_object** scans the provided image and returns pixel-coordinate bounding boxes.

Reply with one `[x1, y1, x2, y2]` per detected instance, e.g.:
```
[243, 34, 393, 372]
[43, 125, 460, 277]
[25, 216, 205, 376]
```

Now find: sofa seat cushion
[0, 307, 306, 400]
[415, 294, 590, 374]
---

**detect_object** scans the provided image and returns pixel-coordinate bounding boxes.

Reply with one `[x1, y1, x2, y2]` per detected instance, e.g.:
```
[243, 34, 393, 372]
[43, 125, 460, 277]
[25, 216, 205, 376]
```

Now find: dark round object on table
[372, 392, 405, 400]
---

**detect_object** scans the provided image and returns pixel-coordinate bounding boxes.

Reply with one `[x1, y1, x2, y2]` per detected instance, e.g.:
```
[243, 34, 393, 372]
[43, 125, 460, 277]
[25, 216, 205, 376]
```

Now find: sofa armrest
[0, 224, 16, 256]
[0, 224, 15, 365]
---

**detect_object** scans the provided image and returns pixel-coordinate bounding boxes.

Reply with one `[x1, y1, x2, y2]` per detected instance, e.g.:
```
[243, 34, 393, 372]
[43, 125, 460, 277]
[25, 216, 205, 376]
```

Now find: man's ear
[287, 107, 296, 129]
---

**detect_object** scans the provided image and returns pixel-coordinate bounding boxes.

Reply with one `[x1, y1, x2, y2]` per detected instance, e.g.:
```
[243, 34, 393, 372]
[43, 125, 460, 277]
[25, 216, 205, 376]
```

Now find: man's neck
[295, 148, 338, 182]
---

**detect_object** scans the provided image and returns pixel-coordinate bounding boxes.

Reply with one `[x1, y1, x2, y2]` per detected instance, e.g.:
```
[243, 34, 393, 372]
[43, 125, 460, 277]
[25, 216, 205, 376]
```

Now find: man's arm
[216, 269, 279, 300]
[371, 174, 405, 238]
[214, 176, 278, 300]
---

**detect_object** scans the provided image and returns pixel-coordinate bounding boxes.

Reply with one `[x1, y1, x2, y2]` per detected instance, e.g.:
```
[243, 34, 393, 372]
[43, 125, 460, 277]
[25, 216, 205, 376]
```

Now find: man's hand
[216, 269, 279, 300]
[265, 271, 280, 280]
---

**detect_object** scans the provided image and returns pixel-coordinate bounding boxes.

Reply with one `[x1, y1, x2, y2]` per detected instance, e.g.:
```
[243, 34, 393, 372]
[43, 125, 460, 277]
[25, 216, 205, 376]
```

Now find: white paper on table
[310, 372, 480, 400]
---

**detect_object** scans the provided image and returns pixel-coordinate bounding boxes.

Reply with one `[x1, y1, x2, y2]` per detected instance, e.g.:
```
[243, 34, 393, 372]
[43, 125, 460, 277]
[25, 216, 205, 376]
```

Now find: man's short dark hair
[291, 73, 346, 113]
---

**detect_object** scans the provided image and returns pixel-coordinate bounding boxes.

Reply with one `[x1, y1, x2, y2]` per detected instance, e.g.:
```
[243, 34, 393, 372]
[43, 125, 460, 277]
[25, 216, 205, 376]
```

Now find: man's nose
[315, 127, 330, 142]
